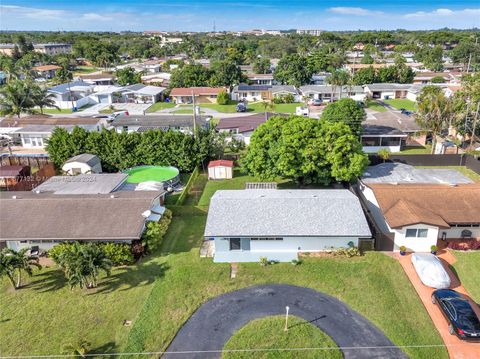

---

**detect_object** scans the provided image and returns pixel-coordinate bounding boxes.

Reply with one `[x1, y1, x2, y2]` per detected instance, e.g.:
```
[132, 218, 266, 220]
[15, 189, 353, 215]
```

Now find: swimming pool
[123, 165, 180, 184]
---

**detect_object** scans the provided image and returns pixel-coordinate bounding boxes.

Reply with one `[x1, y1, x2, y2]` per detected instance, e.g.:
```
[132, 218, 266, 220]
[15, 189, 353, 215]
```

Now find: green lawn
[365, 100, 387, 112]
[452, 251, 480, 302]
[145, 102, 176, 113]
[398, 145, 432, 154]
[183, 102, 302, 114]
[384, 99, 416, 112]
[415, 166, 480, 182]
[41, 104, 91, 114]
[223, 316, 342, 359]
[72, 66, 98, 75]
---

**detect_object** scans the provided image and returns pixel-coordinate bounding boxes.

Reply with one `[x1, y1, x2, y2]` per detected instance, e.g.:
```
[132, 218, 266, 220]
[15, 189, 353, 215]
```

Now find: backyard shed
[0, 165, 30, 189]
[62, 153, 102, 175]
[208, 160, 233, 180]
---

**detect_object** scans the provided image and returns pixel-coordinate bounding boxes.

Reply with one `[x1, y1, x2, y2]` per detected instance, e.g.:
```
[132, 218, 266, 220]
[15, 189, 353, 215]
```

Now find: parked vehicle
[309, 99, 322, 106]
[432, 289, 480, 341]
[400, 108, 413, 116]
[411, 253, 451, 289]
[236, 102, 247, 112]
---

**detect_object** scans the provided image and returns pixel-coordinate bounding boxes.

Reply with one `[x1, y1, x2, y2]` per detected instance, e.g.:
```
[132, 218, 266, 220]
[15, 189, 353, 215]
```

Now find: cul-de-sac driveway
[163, 284, 407, 359]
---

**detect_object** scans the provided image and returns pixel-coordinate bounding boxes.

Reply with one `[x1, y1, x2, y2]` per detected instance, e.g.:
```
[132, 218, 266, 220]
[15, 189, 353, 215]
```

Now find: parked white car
[411, 253, 451, 289]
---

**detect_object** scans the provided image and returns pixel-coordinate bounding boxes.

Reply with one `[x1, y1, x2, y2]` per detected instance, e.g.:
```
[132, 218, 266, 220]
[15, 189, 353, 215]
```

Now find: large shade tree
[321, 98, 366, 137]
[242, 116, 368, 185]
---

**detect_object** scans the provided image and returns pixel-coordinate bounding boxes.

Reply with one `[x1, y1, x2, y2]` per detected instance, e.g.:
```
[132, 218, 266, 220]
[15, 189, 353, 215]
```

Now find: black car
[432, 289, 480, 341]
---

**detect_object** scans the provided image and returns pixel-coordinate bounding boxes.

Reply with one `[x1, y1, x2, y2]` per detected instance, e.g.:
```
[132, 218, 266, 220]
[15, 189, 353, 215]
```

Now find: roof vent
[34, 190, 41, 194]
[12, 195, 17, 199]
[142, 210, 152, 218]
[312, 195, 318, 198]
[110, 194, 116, 198]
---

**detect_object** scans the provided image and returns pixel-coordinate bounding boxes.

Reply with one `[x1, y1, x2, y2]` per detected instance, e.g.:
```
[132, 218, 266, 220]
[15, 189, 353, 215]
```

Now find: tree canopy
[320, 98, 366, 137]
[274, 54, 312, 87]
[241, 115, 368, 185]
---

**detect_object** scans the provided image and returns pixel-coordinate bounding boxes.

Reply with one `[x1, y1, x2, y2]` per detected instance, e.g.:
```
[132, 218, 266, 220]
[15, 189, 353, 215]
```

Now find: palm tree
[0, 79, 36, 118]
[0, 248, 41, 289]
[416, 86, 453, 154]
[327, 70, 350, 101]
[57, 243, 112, 289]
[32, 86, 59, 114]
[261, 100, 275, 121]
[0, 56, 18, 82]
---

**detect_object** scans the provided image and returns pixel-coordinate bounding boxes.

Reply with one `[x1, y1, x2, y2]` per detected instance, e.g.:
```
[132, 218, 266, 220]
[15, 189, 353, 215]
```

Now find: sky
[0, 1, 479, 32]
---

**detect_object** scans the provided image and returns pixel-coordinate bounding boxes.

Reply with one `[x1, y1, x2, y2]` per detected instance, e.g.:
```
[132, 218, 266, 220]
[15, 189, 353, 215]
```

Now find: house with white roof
[47, 80, 95, 109]
[204, 189, 372, 262]
[299, 85, 365, 102]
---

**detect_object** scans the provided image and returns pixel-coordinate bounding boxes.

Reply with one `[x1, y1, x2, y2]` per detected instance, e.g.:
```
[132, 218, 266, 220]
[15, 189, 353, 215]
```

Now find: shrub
[272, 97, 284, 104]
[378, 148, 390, 162]
[100, 243, 134, 266]
[291, 259, 301, 265]
[259, 256, 269, 267]
[283, 93, 295, 103]
[141, 208, 173, 252]
[228, 137, 245, 153]
[48, 242, 77, 263]
[430, 245, 438, 253]
[447, 240, 480, 250]
[399, 245, 407, 252]
[217, 91, 229, 105]
[333, 246, 362, 258]
[131, 240, 145, 259]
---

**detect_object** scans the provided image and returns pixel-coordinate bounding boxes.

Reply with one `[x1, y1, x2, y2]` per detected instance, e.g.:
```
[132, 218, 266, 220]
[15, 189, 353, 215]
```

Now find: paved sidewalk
[398, 251, 480, 359]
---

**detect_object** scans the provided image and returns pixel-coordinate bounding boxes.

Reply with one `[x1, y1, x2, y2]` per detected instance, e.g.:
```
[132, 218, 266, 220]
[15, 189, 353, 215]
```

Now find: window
[361, 137, 381, 146]
[406, 228, 428, 238]
[229, 238, 241, 250]
[249, 237, 283, 241]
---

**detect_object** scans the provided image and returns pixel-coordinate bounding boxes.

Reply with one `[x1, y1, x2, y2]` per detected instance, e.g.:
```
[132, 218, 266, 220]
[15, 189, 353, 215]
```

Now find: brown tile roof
[33, 65, 62, 72]
[0, 116, 101, 127]
[170, 87, 224, 96]
[368, 184, 480, 228]
[0, 191, 161, 241]
[79, 73, 115, 80]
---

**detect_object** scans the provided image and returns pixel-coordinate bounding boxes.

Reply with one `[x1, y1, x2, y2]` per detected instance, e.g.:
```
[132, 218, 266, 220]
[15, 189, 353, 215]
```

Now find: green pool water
[124, 166, 179, 183]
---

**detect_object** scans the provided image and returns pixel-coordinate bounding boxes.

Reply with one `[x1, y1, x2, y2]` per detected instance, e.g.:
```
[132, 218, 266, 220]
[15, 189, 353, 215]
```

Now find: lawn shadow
[27, 268, 66, 293]
[92, 262, 169, 295]
[89, 341, 117, 355]
[288, 315, 327, 329]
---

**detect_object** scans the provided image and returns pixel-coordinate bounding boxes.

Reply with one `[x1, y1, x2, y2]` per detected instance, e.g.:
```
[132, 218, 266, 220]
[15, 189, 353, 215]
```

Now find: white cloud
[328, 7, 383, 16]
[0, 4, 66, 19]
[404, 8, 480, 18]
[82, 13, 113, 21]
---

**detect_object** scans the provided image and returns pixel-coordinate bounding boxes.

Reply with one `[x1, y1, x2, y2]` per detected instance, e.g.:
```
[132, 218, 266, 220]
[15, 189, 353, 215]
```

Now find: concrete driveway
[398, 252, 480, 359]
[163, 284, 406, 359]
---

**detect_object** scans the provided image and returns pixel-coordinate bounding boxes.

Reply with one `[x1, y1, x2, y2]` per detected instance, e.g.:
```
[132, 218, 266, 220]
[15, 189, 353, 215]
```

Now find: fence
[0, 154, 51, 169]
[4, 163, 56, 191]
[175, 167, 200, 205]
[368, 154, 480, 175]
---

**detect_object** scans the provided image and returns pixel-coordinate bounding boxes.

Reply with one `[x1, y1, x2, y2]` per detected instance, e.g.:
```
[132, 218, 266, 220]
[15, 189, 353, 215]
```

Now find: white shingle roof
[204, 189, 371, 238]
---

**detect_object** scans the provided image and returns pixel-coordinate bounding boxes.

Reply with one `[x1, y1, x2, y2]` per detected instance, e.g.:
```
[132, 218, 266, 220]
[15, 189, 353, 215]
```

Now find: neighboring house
[33, 173, 127, 194]
[299, 85, 365, 102]
[361, 125, 407, 153]
[170, 87, 225, 104]
[88, 85, 124, 104]
[208, 160, 233, 180]
[247, 73, 275, 86]
[62, 154, 103, 175]
[0, 165, 30, 189]
[363, 84, 412, 100]
[0, 116, 107, 149]
[47, 80, 95, 109]
[121, 84, 166, 104]
[271, 85, 301, 102]
[141, 72, 171, 87]
[231, 84, 271, 102]
[0, 190, 166, 252]
[358, 183, 480, 252]
[344, 63, 390, 74]
[110, 115, 209, 134]
[32, 65, 61, 79]
[78, 73, 116, 87]
[204, 189, 372, 262]
[216, 113, 281, 145]
[310, 72, 330, 85]
[413, 72, 450, 84]
[33, 43, 72, 55]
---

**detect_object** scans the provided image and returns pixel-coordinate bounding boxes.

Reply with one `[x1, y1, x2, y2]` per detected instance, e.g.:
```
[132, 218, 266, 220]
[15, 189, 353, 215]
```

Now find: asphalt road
[163, 284, 407, 359]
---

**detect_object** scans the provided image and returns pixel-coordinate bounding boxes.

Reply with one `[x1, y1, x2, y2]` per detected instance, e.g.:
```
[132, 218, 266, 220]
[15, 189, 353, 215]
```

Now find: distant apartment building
[296, 29, 323, 36]
[0, 43, 72, 56]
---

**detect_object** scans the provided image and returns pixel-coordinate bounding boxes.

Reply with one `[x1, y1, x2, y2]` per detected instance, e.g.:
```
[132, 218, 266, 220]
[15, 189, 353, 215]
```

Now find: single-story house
[78, 73, 115, 87]
[216, 112, 280, 145]
[110, 115, 210, 134]
[121, 84, 166, 104]
[363, 83, 412, 100]
[32, 64, 62, 79]
[270, 85, 301, 102]
[0, 190, 166, 252]
[62, 153, 103, 175]
[358, 183, 480, 252]
[47, 80, 95, 109]
[361, 125, 408, 153]
[344, 63, 390, 74]
[88, 85, 124, 104]
[204, 189, 372, 262]
[33, 173, 127, 194]
[170, 87, 225, 104]
[0, 165, 30, 189]
[141, 72, 171, 86]
[299, 85, 365, 102]
[208, 160, 233, 180]
[247, 73, 275, 86]
[231, 84, 271, 102]
[413, 72, 450, 84]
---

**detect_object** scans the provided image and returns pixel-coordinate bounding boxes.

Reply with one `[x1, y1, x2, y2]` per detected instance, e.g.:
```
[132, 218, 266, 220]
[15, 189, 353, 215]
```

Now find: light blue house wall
[212, 236, 360, 263]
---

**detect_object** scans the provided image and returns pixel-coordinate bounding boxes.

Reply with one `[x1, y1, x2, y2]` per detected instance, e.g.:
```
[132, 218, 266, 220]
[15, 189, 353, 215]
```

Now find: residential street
[164, 284, 407, 359]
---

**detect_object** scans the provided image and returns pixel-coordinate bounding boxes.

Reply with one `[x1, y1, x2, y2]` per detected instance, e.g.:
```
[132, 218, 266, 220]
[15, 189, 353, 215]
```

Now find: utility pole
[192, 90, 197, 137]
[470, 101, 480, 148]
[466, 37, 478, 73]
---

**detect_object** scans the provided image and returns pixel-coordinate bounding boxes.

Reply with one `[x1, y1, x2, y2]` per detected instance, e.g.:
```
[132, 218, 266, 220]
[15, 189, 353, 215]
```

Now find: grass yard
[248, 102, 301, 114]
[451, 251, 480, 303]
[222, 315, 342, 359]
[399, 145, 432, 154]
[41, 104, 92, 114]
[384, 99, 416, 112]
[145, 102, 176, 113]
[366, 100, 387, 112]
[72, 66, 98, 75]
[415, 166, 480, 182]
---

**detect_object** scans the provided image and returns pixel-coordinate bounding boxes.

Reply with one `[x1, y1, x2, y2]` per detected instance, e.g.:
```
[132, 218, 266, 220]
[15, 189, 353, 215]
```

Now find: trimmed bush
[217, 91, 229, 105]
[141, 209, 173, 252]
[99, 243, 134, 266]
